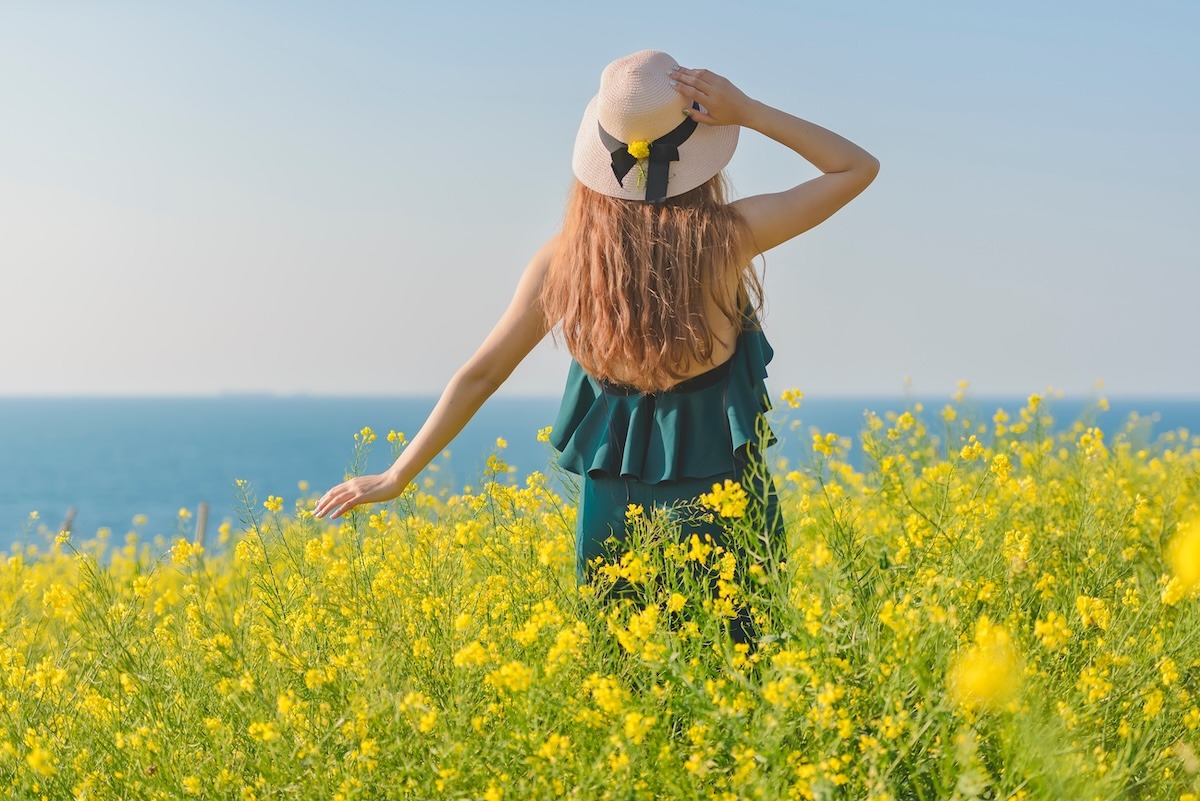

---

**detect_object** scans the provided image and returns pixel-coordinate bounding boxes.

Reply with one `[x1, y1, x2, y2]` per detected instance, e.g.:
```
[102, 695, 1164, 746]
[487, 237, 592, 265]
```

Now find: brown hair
[541, 173, 764, 393]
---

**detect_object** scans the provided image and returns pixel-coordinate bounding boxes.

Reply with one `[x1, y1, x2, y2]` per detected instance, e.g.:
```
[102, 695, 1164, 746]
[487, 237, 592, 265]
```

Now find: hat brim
[571, 95, 739, 201]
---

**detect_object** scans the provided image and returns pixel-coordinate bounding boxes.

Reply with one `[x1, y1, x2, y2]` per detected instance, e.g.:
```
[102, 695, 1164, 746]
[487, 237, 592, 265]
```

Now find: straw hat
[571, 50, 739, 202]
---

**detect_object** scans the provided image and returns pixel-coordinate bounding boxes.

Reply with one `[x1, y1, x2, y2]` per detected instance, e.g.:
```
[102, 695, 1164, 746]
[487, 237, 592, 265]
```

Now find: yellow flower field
[4, 392, 1200, 800]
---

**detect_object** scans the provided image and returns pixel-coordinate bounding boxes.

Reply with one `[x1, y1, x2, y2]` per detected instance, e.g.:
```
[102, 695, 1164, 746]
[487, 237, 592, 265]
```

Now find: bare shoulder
[531, 232, 563, 277]
[516, 233, 561, 286]
[513, 232, 562, 326]
[730, 161, 880, 258]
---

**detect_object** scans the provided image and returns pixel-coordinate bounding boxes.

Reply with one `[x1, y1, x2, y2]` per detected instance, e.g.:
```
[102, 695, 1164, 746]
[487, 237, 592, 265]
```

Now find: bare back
[600, 253, 745, 387]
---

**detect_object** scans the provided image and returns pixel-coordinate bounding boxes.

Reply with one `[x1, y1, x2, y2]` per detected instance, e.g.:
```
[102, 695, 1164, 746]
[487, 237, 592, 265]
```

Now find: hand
[669, 67, 756, 127]
[313, 472, 405, 520]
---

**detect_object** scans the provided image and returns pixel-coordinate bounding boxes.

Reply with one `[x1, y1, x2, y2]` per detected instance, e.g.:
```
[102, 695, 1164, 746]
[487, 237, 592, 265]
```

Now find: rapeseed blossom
[780, 388, 804, 408]
[699, 479, 749, 518]
[1167, 516, 1200, 594]
[947, 615, 1022, 712]
[170, 537, 203, 564]
[2, 392, 1197, 799]
[485, 660, 534, 693]
[1033, 611, 1072, 651]
[25, 746, 55, 777]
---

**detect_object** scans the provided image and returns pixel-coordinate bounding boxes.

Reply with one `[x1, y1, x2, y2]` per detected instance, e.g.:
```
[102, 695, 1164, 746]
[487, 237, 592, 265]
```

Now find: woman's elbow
[847, 157, 880, 191]
[856, 154, 880, 179]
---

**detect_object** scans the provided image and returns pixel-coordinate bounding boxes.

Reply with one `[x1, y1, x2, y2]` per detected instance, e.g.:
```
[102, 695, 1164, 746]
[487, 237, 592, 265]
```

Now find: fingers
[673, 94, 717, 125]
[314, 484, 357, 520]
[313, 473, 394, 520]
[313, 493, 335, 519]
[671, 67, 716, 94]
[671, 68, 729, 125]
[681, 106, 717, 125]
[670, 69, 712, 104]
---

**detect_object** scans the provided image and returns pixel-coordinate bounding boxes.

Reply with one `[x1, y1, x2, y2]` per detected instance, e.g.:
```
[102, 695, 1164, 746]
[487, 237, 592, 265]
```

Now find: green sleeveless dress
[549, 315, 785, 592]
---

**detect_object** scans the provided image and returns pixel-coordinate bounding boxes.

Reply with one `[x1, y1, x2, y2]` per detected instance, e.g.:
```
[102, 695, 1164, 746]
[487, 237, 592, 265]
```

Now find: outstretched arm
[313, 235, 558, 519]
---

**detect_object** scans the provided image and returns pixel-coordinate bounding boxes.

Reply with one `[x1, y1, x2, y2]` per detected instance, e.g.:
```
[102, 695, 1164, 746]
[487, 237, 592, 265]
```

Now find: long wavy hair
[541, 172, 764, 393]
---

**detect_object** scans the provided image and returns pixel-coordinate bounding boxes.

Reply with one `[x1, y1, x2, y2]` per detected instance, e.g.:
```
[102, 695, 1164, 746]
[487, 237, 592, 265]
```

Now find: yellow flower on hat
[627, 140, 650, 160]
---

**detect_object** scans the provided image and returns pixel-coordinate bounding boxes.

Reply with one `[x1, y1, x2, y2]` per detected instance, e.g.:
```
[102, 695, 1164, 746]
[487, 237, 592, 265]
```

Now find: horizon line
[0, 391, 1197, 402]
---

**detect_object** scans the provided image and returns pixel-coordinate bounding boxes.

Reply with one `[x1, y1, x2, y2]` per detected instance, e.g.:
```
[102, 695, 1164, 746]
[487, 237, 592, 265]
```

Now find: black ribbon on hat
[598, 102, 701, 203]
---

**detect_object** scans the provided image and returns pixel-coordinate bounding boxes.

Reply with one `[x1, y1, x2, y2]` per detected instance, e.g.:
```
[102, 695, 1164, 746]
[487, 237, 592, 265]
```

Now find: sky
[1, 0, 1197, 399]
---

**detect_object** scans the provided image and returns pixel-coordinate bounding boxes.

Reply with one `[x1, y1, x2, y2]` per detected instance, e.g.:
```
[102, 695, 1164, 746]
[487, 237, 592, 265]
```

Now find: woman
[313, 50, 878, 633]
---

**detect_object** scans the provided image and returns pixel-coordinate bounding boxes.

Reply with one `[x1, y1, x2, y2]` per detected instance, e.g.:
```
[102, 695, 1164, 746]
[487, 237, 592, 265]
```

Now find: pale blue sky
[2, 1, 1196, 397]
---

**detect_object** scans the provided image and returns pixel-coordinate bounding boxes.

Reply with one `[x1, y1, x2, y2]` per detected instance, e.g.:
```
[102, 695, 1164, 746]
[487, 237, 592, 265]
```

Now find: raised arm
[313, 235, 558, 519]
[669, 67, 879, 257]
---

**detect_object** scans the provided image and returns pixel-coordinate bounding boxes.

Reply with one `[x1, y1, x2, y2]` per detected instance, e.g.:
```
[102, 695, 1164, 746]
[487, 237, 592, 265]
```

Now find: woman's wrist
[735, 97, 772, 131]
[383, 462, 412, 496]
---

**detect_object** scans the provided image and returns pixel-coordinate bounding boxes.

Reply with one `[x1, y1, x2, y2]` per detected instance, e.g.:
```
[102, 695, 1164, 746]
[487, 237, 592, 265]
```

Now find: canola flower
[699, 479, 749, 519]
[2, 392, 1199, 800]
[947, 615, 1023, 712]
[1167, 515, 1200, 596]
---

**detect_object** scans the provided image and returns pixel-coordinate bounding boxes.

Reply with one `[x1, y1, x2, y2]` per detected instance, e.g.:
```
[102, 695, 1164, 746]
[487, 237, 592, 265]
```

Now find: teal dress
[550, 314, 786, 635]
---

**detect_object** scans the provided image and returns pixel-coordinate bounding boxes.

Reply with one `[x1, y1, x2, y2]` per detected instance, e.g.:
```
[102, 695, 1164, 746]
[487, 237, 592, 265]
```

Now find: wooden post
[60, 506, 77, 536]
[194, 502, 208, 548]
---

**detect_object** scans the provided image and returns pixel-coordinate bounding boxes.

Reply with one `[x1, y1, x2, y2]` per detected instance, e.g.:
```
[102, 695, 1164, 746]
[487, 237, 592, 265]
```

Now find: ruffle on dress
[549, 323, 776, 484]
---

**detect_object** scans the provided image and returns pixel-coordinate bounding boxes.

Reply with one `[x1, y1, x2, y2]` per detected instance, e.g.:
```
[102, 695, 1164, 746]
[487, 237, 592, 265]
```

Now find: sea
[1, 395, 1197, 552]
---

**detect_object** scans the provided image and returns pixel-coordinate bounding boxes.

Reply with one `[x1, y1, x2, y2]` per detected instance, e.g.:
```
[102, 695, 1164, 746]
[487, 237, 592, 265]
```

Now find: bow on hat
[597, 102, 701, 203]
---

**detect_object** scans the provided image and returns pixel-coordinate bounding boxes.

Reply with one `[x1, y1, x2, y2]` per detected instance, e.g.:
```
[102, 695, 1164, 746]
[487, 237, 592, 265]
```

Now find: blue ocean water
[0, 396, 560, 550]
[1, 395, 1196, 550]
